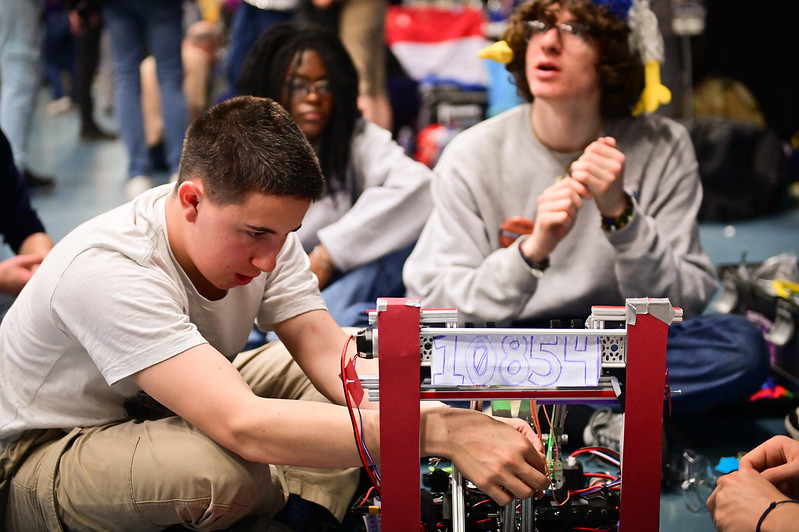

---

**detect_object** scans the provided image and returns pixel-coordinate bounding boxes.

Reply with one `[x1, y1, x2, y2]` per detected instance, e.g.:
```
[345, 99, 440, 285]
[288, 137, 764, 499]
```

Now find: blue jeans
[224, 3, 294, 94]
[515, 311, 770, 415]
[665, 313, 769, 414]
[244, 244, 414, 350]
[0, 0, 42, 171]
[102, 0, 187, 178]
[322, 244, 415, 327]
[42, 8, 76, 101]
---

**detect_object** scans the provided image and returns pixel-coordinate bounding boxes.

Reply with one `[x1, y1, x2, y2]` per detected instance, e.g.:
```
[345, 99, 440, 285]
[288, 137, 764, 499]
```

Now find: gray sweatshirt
[297, 119, 433, 272]
[403, 104, 717, 325]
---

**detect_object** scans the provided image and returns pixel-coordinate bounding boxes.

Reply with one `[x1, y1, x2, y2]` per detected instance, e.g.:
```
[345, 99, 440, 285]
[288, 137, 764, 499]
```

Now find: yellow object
[477, 42, 672, 116]
[632, 59, 671, 115]
[477, 40, 514, 64]
[773, 279, 799, 299]
[196, 0, 222, 23]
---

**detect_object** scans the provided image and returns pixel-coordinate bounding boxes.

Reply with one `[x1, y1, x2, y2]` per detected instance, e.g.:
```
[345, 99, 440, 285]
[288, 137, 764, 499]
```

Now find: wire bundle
[340, 335, 381, 495]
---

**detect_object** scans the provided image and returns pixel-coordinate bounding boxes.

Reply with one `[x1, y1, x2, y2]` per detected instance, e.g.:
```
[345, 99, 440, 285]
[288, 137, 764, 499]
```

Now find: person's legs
[75, 21, 99, 127]
[42, 11, 67, 101]
[0, 0, 42, 172]
[664, 313, 770, 414]
[102, 0, 150, 179]
[569, 313, 769, 452]
[224, 2, 256, 92]
[338, 0, 391, 129]
[43, 9, 77, 117]
[233, 343, 361, 526]
[225, 4, 294, 95]
[322, 265, 381, 327]
[4, 418, 286, 532]
[75, 15, 111, 137]
[140, 55, 166, 157]
[322, 243, 413, 327]
[182, 21, 221, 122]
[144, 0, 187, 176]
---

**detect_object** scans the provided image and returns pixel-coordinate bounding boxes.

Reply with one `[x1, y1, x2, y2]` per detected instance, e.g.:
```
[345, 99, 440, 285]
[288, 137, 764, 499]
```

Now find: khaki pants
[339, 0, 387, 98]
[1, 342, 359, 532]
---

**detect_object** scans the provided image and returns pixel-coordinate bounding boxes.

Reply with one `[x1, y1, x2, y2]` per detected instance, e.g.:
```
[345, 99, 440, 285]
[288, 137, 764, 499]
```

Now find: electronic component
[411, 461, 620, 532]
[361, 297, 678, 531]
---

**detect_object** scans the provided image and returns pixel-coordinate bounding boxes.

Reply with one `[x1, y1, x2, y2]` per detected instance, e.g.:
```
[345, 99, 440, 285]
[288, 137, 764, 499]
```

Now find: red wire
[584, 472, 617, 481]
[570, 447, 620, 458]
[340, 335, 382, 495]
[357, 486, 376, 506]
[341, 365, 377, 490]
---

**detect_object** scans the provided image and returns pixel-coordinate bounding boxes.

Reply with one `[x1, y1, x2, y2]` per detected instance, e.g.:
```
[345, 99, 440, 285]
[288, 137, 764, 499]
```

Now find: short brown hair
[177, 95, 324, 205]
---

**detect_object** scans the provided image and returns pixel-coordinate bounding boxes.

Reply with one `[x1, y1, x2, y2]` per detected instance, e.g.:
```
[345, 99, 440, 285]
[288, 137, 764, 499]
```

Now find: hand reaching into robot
[425, 408, 549, 507]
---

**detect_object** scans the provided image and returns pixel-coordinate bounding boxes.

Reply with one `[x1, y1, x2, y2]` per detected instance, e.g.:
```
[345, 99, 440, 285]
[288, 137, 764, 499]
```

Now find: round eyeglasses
[285, 78, 332, 99]
[525, 20, 591, 43]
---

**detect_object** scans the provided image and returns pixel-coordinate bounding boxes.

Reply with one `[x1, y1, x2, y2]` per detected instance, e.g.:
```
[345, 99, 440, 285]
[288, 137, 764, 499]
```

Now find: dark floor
[11, 87, 799, 531]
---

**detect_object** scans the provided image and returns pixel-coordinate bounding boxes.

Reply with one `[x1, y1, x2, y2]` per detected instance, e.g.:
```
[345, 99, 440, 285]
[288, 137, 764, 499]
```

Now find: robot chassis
[353, 297, 681, 532]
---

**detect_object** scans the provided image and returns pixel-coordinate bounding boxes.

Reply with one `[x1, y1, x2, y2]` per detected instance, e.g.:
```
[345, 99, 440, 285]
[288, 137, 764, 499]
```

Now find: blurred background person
[301, 0, 393, 129]
[403, 0, 768, 417]
[0, 128, 54, 321]
[236, 21, 431, 328]
[0, 0, 57, 189]
[42, 0, 76, 117]
[224, 0, 298, 101]
[67, 0, 117, 141]
[101, 0, 188, 200]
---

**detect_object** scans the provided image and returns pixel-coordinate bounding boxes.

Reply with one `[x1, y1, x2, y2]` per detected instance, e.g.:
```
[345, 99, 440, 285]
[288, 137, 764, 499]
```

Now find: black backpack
[688, 116, 791, 221]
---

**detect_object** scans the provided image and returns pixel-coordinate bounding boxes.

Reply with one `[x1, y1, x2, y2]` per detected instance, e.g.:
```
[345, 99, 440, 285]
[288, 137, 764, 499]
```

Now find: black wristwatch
[518, 245, 549, 279]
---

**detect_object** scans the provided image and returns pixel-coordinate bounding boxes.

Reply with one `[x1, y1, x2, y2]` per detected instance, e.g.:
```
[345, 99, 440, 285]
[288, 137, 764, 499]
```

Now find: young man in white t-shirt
[0, 96, 548, 531]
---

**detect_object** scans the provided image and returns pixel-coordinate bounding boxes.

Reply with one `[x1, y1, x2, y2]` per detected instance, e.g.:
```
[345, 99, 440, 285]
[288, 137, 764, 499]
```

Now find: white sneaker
[125, 175, 153, 201]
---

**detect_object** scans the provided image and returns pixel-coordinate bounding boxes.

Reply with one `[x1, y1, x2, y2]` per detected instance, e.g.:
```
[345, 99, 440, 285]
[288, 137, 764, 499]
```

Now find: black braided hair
[237, 21, 361, 191]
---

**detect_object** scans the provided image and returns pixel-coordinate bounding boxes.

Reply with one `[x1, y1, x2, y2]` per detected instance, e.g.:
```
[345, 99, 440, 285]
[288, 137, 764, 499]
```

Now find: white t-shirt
[0, 185, 324, 450]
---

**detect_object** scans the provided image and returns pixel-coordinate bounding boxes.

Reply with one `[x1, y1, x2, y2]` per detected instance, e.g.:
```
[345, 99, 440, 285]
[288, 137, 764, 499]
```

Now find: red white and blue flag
[385, 5, 490, 89]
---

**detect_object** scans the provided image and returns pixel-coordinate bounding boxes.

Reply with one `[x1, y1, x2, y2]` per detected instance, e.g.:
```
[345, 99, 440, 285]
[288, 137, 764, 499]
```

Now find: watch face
[534, 257, 550, 271]
[529, 257, 549, 280]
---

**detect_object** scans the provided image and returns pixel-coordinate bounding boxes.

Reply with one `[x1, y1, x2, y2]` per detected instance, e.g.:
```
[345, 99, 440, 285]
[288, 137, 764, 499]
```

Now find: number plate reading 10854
[429, 333, 601, 387]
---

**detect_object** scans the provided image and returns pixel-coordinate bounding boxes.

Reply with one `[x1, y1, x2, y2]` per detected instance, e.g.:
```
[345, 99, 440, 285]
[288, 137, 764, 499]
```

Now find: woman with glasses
[237, 21, 432, 327]
[403, 0, 768, 415]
